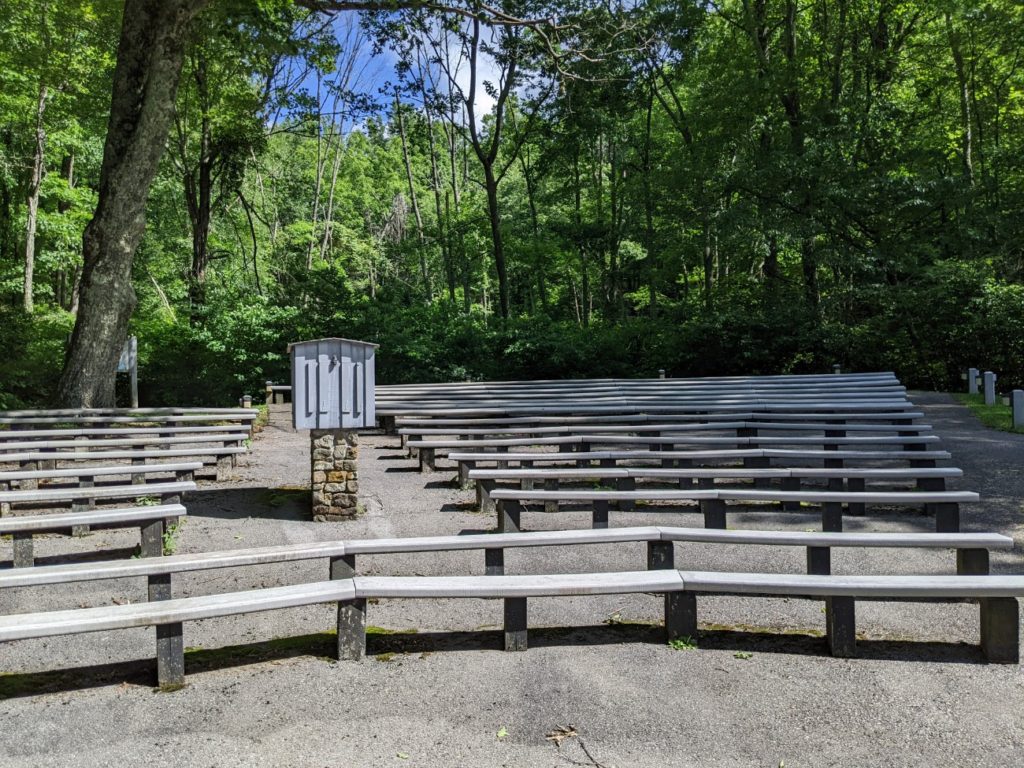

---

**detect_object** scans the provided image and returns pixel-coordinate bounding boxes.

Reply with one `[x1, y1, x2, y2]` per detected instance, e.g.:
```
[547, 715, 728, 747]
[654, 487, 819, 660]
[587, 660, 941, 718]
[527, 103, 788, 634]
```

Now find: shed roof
[288, 337, 379, 351]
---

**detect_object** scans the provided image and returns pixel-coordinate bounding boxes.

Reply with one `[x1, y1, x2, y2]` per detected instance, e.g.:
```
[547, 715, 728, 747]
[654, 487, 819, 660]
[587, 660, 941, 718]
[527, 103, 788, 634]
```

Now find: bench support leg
[458, 461, 473, 489]
[478, 480, 496, 514]
[337, 599, 367, 661]
[419, 447, 435, 473]
[702, 499, 726, 529]
[485, 547, 505, 575]
[822, 502, 843, 532]
[846, 477, 866, 515]
[498, 500, 521, 533]
[140, 519, 165, 558]
[806, 546, 831, 575]
[825, 596, 856, 657]
[980, 598, 1019, 664]
[617, 477, 635, 511]
[957, 548, 989, 575]
[504, 597, 528, 651]
[592, 500, 609, 529]
[12, 532, 33, 568]
[781, 477, 801, 511]
[543, 479, 559, 515]
[148, 574, 184, 687]
[521, 460, 534, 490]
[930, 502, 960, 533]
[331, 555, 365, 660]
[215, 454, 232, 482]
[666, 592, 697, 640]
[647, 541, 674, 571]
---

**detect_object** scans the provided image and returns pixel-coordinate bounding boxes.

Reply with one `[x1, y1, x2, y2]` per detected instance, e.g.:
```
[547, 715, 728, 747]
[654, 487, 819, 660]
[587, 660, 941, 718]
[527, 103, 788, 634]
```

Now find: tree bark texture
[23, 82, 48, 313]
[56, 0, 207, 407]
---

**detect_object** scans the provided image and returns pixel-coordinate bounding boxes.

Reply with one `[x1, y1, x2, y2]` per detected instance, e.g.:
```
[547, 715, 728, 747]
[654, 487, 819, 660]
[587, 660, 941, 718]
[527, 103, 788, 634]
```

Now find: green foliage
[3, 1, 1024, 404]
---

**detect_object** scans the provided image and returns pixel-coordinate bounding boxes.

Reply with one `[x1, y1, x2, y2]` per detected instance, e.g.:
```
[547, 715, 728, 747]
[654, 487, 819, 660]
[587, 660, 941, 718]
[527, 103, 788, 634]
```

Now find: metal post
[832, 364, 841, 375]
[658, 369, 666, 379]
[967, 368, 979, 394]
[1012, 390, 1024, 429]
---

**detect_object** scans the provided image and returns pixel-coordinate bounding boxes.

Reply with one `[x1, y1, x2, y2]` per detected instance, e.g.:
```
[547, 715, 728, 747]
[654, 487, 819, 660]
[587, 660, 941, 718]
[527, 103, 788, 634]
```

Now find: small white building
[288, 337, 377, 430]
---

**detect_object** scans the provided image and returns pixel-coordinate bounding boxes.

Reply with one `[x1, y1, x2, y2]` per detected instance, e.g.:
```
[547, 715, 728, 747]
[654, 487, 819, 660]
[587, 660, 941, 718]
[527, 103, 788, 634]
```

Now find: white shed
[288, 337, 377, 430]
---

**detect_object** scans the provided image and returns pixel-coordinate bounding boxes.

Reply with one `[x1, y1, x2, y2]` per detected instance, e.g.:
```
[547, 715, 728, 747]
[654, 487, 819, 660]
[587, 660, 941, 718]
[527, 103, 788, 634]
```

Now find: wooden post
[331, 555, 365, 661]
[504, 597, 528, 651]
[983, 371, 997, 406]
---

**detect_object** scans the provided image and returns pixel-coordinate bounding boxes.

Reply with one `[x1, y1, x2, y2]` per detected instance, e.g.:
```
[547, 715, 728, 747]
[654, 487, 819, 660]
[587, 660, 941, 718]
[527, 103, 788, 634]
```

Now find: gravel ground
[1, 393, 1022, 767]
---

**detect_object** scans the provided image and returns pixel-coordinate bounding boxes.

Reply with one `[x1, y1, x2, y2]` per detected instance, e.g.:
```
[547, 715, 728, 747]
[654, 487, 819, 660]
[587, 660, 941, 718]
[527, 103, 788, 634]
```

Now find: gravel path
[1, 393, 1022, 767]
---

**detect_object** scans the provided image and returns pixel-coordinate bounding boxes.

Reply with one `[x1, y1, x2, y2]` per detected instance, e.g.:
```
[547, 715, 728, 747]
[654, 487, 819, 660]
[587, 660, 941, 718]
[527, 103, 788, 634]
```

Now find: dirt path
[1, 392, 1021, 767]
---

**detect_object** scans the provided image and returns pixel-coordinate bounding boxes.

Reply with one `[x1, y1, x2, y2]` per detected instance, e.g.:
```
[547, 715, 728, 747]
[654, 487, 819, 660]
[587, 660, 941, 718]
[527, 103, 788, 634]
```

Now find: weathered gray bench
[414, 434, 940, 471]
[0, 503, 186, 567]
[0, 461, 202, 493]
[488, 487, 979, 533]
[0, 432, 249, 453]
[0, 447, 246, 481]
[449, 448, 954, 487]
[0, 480, 194, 512]
[469, 465, 963, 516]
[0, 525, 1015, 686]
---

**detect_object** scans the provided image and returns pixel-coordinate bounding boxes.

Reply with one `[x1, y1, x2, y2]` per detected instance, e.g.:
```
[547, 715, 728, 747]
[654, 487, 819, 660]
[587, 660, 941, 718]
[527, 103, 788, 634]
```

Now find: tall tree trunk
[395, 91, 431, 300]
[642, 89, 657, 318]
[482, 163, 509, 320]
[946, 12, 974, 186]
[23, 81, 48, 313]
[56, 0, 206, 407]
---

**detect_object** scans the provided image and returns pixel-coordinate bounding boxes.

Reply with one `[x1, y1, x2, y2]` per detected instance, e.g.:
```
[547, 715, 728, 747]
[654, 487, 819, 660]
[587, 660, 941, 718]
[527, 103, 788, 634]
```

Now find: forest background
[1, 0, 1022, 407]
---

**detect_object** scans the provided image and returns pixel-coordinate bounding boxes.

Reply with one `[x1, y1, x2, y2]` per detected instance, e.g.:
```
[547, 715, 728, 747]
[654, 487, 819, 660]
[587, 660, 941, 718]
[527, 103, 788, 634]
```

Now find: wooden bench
[0, 503, 186, 567]
[0, 461, 203, 493]
[0, 432, 249, 453]
[0, 525, 1015, 685]
[0, 480, 194, 513]
[449, 448, 954, 488]
[488, 487, 979, 533]
[0, 447, 247, 481]
[413, 434, 941, 471]
[469, 465, 964, 516]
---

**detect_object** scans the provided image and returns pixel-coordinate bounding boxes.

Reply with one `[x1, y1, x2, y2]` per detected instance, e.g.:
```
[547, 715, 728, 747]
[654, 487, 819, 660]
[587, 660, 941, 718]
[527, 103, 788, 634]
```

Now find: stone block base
[311, 429, 361, 521]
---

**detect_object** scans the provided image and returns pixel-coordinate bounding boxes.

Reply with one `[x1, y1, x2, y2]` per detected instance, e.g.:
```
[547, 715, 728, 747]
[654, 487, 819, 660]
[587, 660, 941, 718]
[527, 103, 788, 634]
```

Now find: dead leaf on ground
[545, 725, 578, 748]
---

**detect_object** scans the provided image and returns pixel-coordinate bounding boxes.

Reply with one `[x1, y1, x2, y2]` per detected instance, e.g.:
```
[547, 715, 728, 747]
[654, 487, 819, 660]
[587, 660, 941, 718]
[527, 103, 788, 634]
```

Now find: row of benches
[2, 526, 1019, 687]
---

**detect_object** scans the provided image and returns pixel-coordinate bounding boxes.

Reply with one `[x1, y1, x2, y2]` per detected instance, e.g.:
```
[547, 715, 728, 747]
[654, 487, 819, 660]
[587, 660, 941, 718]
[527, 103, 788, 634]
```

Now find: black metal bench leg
[504, 597, 528, 651]
[592, 500, 609, 529]
[826, 596, 856, 657]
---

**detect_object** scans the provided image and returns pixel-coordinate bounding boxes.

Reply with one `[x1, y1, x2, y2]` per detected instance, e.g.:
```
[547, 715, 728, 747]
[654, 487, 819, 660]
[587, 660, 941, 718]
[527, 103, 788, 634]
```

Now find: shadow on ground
[0, 622, 989, 700]
[187, 487, 311, 522]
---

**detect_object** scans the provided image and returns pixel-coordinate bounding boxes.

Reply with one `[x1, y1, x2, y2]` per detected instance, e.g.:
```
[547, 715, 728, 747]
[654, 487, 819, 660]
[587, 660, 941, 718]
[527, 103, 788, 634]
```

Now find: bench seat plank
[0, 480, 195, 504]
[0, 434, 248, 452]
[0, 579, 355, 641]
[0, 462, 203, 483]
[0, 504, 186, 534]
[487, 489, 979, 504]
[352, 570, 685, 598]
[680, 571, 1024, 598]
